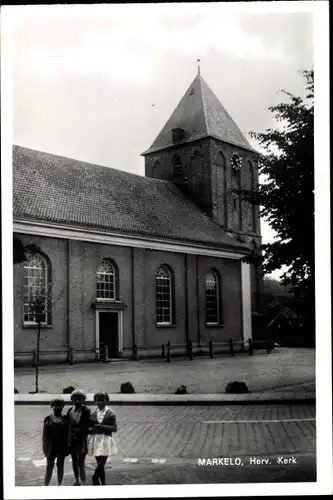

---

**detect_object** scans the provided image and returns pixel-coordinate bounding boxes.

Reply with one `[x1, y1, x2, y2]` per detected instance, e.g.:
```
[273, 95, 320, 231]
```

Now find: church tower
[142, 70, 261, 240]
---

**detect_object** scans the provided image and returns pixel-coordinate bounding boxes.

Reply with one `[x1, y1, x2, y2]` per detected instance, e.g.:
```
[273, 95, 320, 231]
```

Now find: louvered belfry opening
[172, 153, 182, 177]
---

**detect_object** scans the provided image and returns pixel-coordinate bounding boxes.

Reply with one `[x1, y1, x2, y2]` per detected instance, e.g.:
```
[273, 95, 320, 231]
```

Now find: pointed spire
[197, 58, 201, 76]
[142, 73, 254, 155]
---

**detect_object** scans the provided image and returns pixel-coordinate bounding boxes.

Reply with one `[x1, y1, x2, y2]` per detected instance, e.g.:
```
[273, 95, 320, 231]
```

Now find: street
[15, 403, 316, 485]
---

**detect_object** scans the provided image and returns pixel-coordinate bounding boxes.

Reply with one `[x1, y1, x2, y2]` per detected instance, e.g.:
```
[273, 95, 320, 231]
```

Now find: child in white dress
[87, 392, 117, 485]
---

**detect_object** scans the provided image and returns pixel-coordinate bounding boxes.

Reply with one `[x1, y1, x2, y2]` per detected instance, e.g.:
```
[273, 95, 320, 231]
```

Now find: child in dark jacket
[42, 398, 71, 486]
[67, 389, 91, 485]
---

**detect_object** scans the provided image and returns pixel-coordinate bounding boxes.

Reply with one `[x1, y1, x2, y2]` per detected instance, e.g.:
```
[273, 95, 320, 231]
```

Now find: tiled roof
[142, 75, 254, 155]
[13, 145, 251, 251]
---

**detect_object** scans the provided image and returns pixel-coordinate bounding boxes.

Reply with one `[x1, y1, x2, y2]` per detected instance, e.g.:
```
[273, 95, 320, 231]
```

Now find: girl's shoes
[73, 479, 81, 485]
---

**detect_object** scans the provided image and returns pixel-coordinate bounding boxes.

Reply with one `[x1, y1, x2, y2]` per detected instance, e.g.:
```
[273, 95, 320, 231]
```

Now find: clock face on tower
[230, 152, 242, 171]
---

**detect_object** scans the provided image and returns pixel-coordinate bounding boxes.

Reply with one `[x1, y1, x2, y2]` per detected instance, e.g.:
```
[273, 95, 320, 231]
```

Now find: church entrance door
[99, 312, 119, 358]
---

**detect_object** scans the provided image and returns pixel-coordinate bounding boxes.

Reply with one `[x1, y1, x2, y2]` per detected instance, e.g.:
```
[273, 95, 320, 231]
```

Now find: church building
[13, 71, 261, 365]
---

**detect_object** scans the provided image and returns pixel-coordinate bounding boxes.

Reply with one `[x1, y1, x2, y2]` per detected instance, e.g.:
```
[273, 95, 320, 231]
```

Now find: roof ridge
[198, 75, 209, 134]
[13, 144, 174, 185]
[199, 78, 252, 149]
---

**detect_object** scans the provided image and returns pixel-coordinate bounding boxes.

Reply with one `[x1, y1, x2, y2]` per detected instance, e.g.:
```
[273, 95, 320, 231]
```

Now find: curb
[14, 393, 316, 406]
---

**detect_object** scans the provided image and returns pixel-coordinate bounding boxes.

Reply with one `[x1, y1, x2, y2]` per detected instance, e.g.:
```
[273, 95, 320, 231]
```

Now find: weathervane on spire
[197, 58, 200, 76]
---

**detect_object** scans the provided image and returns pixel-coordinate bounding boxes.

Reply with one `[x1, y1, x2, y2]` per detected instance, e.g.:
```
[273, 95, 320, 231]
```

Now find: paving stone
[15, 404, 316, 468]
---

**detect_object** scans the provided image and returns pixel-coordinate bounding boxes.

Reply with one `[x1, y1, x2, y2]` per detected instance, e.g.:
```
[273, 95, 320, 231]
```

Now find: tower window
[172, 154, 182, 177]
[230, 152, 242, 171]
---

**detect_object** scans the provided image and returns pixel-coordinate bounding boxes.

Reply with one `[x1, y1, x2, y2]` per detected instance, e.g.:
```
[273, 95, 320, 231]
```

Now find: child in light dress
[87, 392, 117, 485]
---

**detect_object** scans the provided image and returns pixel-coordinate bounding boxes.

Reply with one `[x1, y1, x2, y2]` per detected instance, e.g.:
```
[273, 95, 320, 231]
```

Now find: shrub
[175, 384, 187, 395]
[120, 382, 135, 394]
[14, 388, 19, 394]
[63, 386, 75, 394]
[225, 381, 250, 394]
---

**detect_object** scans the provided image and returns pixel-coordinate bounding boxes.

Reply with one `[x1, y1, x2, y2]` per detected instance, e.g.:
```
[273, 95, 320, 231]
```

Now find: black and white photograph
[1, 1, 331, 498]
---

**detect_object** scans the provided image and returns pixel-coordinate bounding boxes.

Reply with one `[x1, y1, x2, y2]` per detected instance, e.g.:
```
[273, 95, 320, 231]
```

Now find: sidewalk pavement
[14, 348, 315, 400]
[15, 380, 315, 405]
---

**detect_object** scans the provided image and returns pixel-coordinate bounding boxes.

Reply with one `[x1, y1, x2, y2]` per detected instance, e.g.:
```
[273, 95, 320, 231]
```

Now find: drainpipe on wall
[196, 255, 201, 346]
[184, 253, 189, 347]
[131, 247, 136, 359]
[67, 239, 71, 356]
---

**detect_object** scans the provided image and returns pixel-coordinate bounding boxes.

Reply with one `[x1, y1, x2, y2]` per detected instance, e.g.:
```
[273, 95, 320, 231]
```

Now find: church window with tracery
[96, 259, 116, 300]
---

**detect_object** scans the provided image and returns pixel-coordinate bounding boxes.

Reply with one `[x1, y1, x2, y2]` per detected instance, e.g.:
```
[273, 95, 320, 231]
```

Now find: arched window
[156, 265, 174, 325]
[248, 161, 256, 233]
[23, 253, 51, 324]
[96, 259, 116, 300]
[215, 151, 228, 227]
[231, 159, 242, 231]
[205, 270, 221, 325]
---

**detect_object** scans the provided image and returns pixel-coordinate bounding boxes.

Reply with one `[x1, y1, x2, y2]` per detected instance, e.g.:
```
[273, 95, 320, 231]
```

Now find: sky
[8, 3, 314, 251]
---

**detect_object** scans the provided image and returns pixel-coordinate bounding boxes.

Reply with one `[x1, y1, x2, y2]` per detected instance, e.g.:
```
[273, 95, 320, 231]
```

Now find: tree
[239, 70, 314, 342]
[13, 236, 41, 264]
[27, 286, 64, 393]
[29, 295, 46, 393]
[262, 277, 295, 322]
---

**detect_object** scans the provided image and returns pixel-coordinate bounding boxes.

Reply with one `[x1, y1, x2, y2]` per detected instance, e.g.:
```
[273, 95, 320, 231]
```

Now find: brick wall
[67, 240, 133, 351]
[14, 234, 68, 352]
[144, 138, 213, 215]
[143, 249, 187, 347]
[197, 256, 242, 344]
[14, 233, 245, 362]
[145, 138, 261, 240]
[210, 139, 261, 236]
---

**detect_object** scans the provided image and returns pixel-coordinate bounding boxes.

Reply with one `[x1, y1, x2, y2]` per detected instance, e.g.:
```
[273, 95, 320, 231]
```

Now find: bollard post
[166, 342, 170, 363]
[162, 344, 165, 358]
[69, 347, 74, 365]
[266, 340, 270, 354]
[32, 350, 37, 368]
[104, 345, 108, 362]
[228, 338, 234, 357]
[189, 340, 193, 361]
[209, 340, 213, 359]
[249, 338, 253, 356]
[132, 344, 138, 361]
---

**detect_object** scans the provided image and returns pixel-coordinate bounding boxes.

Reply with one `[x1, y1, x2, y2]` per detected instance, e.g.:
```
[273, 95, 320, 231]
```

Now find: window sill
[22, 323, 53, 329]
[205, 323, 224, 328]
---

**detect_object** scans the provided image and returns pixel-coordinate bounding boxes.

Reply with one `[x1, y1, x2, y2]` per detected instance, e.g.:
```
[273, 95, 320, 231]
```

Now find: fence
[14, 348, 98, 367]
[14, 338, 274, 367]
[159, 338, 274, 362]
